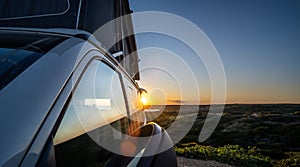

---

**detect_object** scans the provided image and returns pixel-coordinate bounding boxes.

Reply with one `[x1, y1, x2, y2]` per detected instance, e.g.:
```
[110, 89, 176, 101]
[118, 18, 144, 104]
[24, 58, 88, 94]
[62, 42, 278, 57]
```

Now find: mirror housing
[107, 122, 178, 167]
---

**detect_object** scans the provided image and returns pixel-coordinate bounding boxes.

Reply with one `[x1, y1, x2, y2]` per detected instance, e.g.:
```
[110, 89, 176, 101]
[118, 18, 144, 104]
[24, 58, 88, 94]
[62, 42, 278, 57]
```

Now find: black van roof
[0, 0, 139, 80]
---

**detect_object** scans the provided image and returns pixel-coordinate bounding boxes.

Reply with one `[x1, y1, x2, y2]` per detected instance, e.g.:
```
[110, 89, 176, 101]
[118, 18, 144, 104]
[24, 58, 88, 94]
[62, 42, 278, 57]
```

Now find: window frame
[53, 57, 130, 135]
[36, 51, 135, 166]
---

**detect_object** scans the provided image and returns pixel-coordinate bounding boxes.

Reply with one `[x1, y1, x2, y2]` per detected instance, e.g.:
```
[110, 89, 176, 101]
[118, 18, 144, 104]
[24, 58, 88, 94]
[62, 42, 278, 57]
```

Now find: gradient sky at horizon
[129, 0, 300, 104]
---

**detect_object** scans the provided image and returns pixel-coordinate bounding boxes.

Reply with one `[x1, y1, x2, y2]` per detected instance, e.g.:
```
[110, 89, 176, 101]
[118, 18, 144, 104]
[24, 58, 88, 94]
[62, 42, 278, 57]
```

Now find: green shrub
[293, 111, 300, 115]
[175, 143, 300, 167]
[274, 152, 300, 167]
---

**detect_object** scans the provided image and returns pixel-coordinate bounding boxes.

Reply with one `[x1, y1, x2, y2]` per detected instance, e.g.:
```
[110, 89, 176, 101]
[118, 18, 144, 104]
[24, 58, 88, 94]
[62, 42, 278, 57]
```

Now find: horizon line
[150, 102, 300, 106]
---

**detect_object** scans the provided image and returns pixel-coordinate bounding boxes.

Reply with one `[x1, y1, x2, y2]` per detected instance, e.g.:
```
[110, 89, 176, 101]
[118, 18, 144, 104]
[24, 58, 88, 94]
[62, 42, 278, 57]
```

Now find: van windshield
[0, 31, 67, 90]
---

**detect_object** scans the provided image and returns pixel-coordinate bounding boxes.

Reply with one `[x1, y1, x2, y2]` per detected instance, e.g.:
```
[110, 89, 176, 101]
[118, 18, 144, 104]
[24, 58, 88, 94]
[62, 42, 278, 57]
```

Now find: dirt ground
[177, 157, 234, 167]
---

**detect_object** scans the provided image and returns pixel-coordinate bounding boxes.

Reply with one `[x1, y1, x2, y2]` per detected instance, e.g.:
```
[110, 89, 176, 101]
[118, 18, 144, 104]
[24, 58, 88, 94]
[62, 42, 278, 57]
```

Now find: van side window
[53, 60, 129, 167]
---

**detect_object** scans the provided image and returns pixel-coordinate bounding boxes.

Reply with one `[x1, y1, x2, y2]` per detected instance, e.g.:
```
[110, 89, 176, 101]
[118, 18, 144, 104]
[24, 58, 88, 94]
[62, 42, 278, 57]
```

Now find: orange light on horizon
[140, 92, 151, 106]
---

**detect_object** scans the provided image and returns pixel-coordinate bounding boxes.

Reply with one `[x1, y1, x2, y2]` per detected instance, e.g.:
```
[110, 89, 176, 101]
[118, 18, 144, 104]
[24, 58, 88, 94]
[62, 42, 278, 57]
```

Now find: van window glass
[0, 32, 67, 90]
[53, 60, 130, 167]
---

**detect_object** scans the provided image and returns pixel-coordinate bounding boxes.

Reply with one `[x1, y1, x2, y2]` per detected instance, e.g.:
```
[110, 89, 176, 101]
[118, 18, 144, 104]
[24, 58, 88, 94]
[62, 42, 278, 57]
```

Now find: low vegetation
[147, 104, 300, 167]
[175, 142, 299, 167]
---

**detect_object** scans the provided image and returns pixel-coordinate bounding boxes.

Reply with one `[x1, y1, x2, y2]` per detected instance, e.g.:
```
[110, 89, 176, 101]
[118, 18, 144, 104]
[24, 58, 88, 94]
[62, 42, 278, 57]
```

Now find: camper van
[0, 0, 177, 166]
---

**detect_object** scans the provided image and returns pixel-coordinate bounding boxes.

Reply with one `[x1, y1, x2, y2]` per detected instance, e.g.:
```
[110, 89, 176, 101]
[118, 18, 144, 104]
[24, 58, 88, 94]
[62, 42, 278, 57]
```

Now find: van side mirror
[106, 122, 178, 167]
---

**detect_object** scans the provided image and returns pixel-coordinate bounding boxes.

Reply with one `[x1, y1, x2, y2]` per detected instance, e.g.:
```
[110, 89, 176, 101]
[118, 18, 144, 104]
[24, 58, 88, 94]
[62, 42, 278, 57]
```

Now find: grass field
[146, 104, 300, 166]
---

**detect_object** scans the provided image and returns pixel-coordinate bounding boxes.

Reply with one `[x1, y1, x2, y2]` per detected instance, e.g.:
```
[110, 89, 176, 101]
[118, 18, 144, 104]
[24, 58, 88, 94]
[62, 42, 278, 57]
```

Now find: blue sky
[130, 0, 300, 104]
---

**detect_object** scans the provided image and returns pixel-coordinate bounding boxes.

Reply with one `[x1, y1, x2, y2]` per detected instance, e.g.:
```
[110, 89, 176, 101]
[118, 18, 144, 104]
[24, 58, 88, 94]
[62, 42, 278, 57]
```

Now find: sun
[140, 96, 148, 106]
[139, 88, 152, 108]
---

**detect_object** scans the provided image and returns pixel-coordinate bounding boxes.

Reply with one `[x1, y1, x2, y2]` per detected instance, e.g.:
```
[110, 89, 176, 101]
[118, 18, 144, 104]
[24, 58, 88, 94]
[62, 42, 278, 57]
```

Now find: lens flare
[140, 91, 151, 108]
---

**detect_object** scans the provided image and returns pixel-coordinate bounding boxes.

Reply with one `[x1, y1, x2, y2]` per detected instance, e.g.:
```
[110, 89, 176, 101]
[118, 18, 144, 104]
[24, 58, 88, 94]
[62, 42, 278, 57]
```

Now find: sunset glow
[140, 92, 151, 106]
[132, 1, 300, 105]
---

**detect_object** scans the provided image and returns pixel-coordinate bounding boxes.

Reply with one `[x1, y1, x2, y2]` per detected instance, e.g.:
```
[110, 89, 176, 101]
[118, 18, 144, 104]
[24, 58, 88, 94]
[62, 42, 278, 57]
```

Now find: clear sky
[129, 0, 300, 105]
